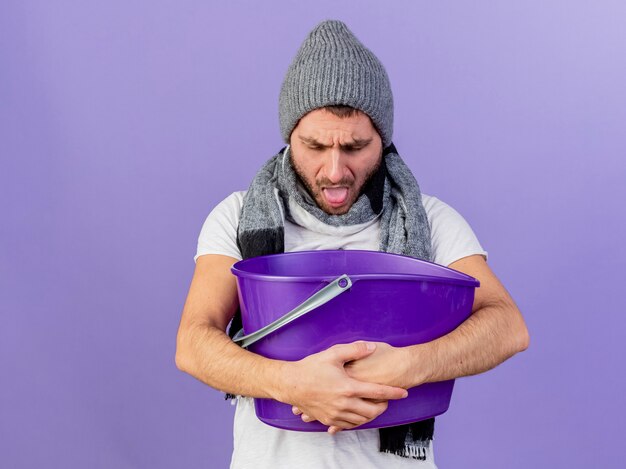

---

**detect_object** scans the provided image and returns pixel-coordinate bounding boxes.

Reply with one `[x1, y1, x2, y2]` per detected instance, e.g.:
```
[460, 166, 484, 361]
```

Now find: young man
[176, 20, 529, 468]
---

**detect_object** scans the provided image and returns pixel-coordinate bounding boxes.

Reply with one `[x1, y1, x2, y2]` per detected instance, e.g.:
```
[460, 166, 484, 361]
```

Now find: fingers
[349, 380, 408, 401]
[364, 398, 387, 404]
[328, 425, 343, 435]
[329, 341, 376, 364]
[327, 421, 360, 434]
[350, 399, 388, 419]
[294, 400, 388, 429]
[297, 411, 366, 425]
[303, 411, 370, 427]
[326, 406, 386, 434]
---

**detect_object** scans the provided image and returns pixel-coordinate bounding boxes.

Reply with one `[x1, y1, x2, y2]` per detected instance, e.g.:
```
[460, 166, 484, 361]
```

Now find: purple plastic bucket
[231, 250, 479, 431]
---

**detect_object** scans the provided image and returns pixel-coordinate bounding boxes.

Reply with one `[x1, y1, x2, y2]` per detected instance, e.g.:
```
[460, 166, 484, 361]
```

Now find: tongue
[323, 187, 349, 204]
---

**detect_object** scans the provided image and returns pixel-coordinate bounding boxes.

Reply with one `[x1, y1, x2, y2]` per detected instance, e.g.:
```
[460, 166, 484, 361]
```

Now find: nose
[325, 148, 346, 184]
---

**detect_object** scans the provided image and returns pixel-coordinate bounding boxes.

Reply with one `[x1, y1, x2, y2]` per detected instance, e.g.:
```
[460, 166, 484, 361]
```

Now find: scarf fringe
[379, 419, 434, 460]
[381, 445, 429, 461]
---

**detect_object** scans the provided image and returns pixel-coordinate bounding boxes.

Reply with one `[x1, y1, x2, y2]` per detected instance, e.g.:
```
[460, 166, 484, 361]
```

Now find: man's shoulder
[421, 192, 447, 215]
[421, 193, 469, 228]
[215, 190, 247, 211]
[224, 190, 247, 202]
[203, 191, 248, 225]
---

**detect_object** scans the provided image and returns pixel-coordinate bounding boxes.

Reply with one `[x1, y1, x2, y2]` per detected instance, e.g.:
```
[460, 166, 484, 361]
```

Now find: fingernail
[366, 342, 376, 351]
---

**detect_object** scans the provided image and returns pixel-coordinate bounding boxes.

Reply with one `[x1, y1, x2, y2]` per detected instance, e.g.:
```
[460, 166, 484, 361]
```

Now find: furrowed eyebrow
[299, 136, 330, 148]
[341, 138, 373, 150]
[298, 136, 373, 150]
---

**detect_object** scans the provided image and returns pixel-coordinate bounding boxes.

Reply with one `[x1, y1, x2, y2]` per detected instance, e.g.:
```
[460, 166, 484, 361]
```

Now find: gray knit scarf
[229, 143, 435, 460]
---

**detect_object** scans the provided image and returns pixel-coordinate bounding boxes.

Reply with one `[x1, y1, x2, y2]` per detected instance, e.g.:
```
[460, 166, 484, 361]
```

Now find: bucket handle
[232, 274, 352, 349]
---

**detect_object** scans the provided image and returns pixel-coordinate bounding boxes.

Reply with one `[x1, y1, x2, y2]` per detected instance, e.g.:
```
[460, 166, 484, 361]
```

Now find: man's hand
[343, 342, 424, 389]
[279, 341, 408, 434]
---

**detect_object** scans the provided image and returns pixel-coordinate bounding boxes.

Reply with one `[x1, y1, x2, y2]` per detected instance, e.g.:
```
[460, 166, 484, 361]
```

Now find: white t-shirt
[195, 191, 488, 469]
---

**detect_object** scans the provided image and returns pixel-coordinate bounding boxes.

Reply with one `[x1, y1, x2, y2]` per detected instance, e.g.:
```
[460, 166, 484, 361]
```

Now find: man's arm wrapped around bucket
[338, 254, 530, 390]
[175, 254, 409, 433]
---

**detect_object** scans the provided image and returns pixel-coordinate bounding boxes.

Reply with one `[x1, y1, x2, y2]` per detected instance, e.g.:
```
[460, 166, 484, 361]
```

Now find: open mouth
[322, 187, 349, 206]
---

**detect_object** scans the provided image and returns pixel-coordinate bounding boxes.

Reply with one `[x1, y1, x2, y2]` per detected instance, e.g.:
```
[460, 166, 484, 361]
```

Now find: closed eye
[341, 143, 369, 153]
[299, 136, 373, 152]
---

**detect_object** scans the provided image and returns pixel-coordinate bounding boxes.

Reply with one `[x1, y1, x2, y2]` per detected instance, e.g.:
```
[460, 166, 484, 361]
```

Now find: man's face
[289, 108, 383, 215]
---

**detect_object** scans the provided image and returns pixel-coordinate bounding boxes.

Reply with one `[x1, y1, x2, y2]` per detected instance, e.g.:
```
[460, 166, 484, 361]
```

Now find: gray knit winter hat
[279, 20, 394, 148]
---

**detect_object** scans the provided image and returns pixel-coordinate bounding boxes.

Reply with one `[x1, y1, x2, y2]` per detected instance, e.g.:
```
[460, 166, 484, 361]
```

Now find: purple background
[1, 1, 625, 468]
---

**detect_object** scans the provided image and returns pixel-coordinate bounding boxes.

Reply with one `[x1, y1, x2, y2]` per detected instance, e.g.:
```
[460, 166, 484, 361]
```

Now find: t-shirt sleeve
[194, 191, 245, 263]
[423, 195, 489, 267]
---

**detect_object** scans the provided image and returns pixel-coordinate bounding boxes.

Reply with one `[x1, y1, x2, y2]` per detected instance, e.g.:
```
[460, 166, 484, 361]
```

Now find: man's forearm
[175, 323, 286, 400]
[405, 297, 529, 387]
[176, 324, 410, 432]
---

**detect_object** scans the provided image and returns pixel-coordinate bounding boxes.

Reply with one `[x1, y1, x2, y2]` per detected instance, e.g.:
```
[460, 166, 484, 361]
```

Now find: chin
[326, 207, 350, 215]
[316, 197, 354, 215]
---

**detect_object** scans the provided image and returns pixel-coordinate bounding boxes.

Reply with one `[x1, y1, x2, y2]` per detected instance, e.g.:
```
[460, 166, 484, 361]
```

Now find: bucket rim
[231, 250, 480, 288]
